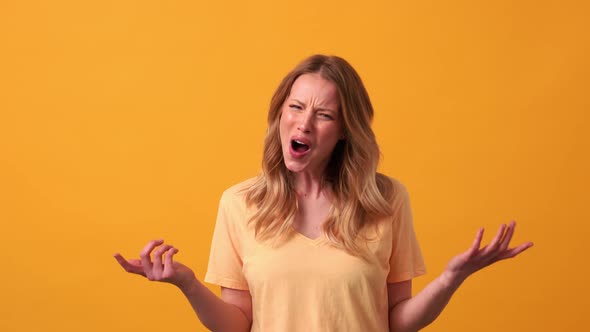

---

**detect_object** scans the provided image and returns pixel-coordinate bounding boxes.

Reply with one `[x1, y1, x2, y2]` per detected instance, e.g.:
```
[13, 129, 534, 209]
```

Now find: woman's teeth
[291, 140, 310, 152]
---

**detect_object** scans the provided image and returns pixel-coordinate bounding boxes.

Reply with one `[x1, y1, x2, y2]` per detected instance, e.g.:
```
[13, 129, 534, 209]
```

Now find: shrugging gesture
[113, 55, 534, 332]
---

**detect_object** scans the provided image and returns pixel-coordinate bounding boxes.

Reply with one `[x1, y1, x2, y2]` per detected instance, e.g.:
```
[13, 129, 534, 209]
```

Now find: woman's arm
[387, 274, 461, 332]
[178, 279, 252, 332]
[114, 239, 252, 332]
[388, 221, 533, 332]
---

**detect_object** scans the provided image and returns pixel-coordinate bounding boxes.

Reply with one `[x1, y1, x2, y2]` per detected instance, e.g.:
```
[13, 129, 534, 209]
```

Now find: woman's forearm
[179, 278, 251, 332]
[390, 222, 533, 331]
[389, 271, 464, 332]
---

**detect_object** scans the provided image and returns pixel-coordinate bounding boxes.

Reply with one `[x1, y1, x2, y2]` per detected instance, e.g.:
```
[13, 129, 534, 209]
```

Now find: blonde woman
[114, 55, 533, 332]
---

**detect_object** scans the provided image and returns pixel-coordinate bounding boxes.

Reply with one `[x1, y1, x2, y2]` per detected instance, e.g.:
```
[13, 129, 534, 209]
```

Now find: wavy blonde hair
[244, 54, 395, 257]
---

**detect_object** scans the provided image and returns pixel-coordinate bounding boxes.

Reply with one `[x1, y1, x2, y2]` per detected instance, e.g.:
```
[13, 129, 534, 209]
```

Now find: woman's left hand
[442, 221, 533, 286]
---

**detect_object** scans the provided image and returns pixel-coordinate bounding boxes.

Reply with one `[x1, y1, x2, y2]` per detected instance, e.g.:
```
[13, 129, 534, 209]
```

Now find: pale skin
[114, 74, 533, 332]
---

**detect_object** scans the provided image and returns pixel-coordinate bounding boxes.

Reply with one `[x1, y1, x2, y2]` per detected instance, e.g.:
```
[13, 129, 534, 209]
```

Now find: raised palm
[114, 239, 196, 290]
[444, 221, 533, 283]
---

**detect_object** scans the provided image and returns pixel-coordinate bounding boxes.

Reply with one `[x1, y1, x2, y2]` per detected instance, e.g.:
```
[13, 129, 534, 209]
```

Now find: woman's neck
[292, 171, 327, 199]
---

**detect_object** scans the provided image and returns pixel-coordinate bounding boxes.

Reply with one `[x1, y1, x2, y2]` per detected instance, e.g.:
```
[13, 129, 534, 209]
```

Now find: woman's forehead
[288, 73, 340, 108]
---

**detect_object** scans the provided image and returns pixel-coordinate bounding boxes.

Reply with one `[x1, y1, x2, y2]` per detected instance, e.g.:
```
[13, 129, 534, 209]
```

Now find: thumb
[113, 253, 146, 276]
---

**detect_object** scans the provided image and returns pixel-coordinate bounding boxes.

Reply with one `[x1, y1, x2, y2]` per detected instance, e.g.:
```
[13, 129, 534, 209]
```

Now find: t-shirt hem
[204, 273, 250, 290]
[387, 267, 427, 283]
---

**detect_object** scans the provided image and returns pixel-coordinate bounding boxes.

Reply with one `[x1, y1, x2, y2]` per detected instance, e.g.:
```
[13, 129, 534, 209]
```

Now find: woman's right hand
[113, 239, 196, 291]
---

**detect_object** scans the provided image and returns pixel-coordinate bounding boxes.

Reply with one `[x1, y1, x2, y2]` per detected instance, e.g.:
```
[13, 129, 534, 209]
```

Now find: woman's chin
[284, 160, 309, 174]
[285, 164, 305, 174]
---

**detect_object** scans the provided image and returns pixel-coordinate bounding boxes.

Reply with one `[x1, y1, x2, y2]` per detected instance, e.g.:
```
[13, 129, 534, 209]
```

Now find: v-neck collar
[290, 226, 325, 246]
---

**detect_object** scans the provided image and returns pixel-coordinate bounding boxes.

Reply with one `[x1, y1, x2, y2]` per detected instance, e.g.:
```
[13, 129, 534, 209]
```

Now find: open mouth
[291, 139, 310, 153]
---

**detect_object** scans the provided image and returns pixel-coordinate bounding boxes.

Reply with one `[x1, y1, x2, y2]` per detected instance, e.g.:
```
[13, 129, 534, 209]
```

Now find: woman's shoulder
[222, 177, 258, 196]
[219, 176, 259, 208]
[376, 173, 406, 188]
[375, 173, 409, 203]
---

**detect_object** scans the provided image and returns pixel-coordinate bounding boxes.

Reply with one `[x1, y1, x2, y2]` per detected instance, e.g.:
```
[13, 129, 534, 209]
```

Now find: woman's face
[279, 73, 344, 176]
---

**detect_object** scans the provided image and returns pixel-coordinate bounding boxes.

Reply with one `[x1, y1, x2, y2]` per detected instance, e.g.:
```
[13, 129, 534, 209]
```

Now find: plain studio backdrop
[0, 1, 588, 331]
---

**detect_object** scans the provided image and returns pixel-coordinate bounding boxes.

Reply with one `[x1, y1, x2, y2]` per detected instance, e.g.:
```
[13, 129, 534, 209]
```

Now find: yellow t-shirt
[204, 178, 426, 331]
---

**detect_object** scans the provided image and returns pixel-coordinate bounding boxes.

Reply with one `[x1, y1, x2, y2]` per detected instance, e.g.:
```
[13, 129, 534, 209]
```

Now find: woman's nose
[297, 112, 312, 132]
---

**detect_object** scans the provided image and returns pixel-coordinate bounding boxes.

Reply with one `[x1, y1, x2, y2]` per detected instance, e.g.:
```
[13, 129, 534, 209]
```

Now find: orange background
[1, 1, 588, 331]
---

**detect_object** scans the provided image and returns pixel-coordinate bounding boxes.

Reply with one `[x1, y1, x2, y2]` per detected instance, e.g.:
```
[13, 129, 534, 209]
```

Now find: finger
[498, 241, 534, 260]
[498, 221, 516, 251]
[467, 228, 484, 257]
[113, 253, 146, 276]
[152, 244, 173, 279]
[163, 247, 179, 278]
[481, 224, 507, 256]
[139, 239, 164, 279]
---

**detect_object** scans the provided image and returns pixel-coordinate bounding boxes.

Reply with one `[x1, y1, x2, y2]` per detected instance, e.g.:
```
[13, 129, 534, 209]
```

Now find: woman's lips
[289, 137, 311, 159]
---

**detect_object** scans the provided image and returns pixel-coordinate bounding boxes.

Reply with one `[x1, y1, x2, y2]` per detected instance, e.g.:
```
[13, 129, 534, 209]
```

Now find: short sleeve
[387, 182, 427, 283]
[204, 190, 250, 290]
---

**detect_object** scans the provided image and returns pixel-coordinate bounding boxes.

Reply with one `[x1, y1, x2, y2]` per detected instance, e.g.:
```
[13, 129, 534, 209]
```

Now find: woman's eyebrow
[290, 98, 337, 112]
[290, 98, 305, 106]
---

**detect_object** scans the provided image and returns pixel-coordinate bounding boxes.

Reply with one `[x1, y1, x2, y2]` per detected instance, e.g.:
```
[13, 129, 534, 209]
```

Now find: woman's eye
[318, 113, 334, 120]
[289, 104, 302, 110]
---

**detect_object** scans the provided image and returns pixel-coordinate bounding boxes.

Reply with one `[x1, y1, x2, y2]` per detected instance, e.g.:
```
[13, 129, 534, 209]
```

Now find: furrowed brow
[291, 98, 305, 106]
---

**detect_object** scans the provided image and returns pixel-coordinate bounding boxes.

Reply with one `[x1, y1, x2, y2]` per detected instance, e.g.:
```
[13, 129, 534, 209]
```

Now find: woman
[114, 55, 533, 331]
